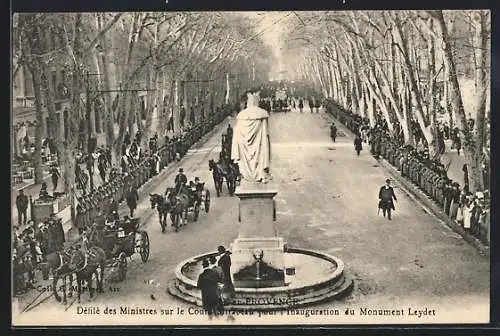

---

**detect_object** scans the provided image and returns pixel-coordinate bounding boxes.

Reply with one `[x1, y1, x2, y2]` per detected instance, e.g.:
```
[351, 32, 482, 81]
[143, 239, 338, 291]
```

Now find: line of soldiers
[75, 104, 234, 234]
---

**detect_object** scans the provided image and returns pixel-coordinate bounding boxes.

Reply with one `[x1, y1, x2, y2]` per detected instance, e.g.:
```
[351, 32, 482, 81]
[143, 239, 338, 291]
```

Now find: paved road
[14, 108, 489, 325]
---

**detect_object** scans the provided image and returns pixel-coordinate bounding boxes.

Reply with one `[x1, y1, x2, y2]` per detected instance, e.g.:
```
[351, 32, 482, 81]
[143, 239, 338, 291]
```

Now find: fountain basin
[167, 247, 353, 311]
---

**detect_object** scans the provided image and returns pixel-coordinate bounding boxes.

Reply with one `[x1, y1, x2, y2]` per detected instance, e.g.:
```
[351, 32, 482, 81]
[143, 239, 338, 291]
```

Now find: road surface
[14, 108, 489, 325]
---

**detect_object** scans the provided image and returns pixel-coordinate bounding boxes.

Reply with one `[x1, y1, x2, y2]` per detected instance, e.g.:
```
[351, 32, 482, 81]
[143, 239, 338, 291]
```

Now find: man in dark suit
[330, 123, 338, 143]
[16, 189, 29, 226]
[197, 258, 220, 319]
[354, 134, 363, 156]
[217, 245, 234, 299]
[126, 186, 139, 218]
[379, 179, 397, 220]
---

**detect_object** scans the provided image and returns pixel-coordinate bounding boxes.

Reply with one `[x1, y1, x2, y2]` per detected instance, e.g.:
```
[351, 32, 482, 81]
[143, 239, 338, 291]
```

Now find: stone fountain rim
[174, 247, 345, 294]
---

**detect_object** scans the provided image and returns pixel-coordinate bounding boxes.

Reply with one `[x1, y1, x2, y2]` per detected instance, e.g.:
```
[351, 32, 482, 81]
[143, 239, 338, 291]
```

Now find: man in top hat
[217, 245, 234, 295]
[174, 168, 187, 193]
[378, 179, 397, 220]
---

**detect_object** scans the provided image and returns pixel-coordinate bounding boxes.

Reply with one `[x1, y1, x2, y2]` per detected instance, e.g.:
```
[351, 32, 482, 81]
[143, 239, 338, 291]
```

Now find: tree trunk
[431, 10, 482, 192]
[144, 15, 160, 142]
[472, 11, 489, 190]
[40, 65, 62, 164]
[115, 13, 141, 160]
[393, 13, 435, 155]
[29, 62, 46, 184]
[426, 18, 438, 156]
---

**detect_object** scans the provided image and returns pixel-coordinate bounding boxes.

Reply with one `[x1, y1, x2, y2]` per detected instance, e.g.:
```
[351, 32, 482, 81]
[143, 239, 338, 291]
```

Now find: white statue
[231, 91, 271, 183]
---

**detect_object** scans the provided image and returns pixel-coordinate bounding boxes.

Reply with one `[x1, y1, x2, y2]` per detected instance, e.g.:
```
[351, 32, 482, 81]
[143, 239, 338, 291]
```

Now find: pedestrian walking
[455, 136, 462, 156]
[378, 179, 397, 220]
[197, 258, 221, 319]
[298, 99, 303, 112]
[330, 123, 337, 143]
[49, 164, 61, 192]
[126, 186, 139, 218]
[16, 189, 29, 226]
[354, 134, 363, 156]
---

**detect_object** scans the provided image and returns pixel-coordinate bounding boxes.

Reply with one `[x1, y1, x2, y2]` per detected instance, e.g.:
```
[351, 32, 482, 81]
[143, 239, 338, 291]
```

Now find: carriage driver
[174, 167, 188, 194]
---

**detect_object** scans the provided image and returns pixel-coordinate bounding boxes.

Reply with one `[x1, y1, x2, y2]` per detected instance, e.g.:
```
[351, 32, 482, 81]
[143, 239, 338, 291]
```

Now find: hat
[179, 168, 184, 172]
[386, 179, 391, 184]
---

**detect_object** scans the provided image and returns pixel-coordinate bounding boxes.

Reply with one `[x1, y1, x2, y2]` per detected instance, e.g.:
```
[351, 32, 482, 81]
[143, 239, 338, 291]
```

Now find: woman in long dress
[462, 198, 473, 230]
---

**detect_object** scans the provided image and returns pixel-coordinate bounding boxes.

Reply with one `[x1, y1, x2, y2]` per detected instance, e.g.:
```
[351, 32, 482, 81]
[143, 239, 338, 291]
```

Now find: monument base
[231, 237, 286, 288]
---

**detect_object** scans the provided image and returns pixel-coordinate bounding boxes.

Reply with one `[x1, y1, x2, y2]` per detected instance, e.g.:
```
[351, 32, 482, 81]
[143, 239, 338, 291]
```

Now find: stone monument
[230, 90, 286, 288]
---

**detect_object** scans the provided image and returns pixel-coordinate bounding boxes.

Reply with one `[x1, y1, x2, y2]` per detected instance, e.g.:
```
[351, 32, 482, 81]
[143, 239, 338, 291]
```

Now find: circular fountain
[167, 246, 353, 311]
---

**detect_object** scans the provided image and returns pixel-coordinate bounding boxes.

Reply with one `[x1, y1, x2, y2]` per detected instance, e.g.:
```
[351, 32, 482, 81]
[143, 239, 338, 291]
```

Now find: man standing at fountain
[197, 259, 220, 319]
[231, 89, 272, 184]
[217, 245, 235, 302]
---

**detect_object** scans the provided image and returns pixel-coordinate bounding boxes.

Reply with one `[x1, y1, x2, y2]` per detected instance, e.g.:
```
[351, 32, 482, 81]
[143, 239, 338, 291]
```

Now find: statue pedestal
[231, 182, 286, 288]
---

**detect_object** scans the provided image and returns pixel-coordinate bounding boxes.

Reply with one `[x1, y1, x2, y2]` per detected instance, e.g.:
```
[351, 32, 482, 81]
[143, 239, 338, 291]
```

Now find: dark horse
[68, 246, 106, 303]
[208, 158, 237, 197]
[39, 249, 76, 304]
[165, 187, 190, 232]
[150, 193, 170, 233]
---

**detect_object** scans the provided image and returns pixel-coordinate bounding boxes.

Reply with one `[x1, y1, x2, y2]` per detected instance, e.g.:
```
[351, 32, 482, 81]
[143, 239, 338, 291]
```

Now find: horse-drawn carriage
[90, 217, 150, 279]
[31, 217, 149, 307]
[150, 184, 210, 233]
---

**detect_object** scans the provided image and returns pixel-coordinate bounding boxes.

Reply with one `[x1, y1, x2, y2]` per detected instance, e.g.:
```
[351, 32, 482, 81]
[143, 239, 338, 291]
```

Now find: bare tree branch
[84, 13, 124, 53]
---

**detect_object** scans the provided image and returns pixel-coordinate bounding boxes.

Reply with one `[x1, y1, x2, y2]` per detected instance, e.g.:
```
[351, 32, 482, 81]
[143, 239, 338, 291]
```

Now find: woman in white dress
[462, 197, 473, 230]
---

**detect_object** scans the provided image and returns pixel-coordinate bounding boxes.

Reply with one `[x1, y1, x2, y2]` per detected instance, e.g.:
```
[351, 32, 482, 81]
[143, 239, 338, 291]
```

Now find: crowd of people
[12, 104, 234, 296]
[326, 100, 490, 244]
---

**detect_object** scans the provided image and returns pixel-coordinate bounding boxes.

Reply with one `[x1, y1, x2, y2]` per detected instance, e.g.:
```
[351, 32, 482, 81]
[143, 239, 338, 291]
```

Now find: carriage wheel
[204, 190, 210, 213]
[139, 231, 150, 262]
[193, 202, 200, 221]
